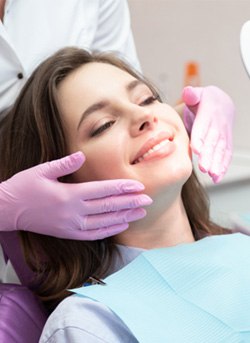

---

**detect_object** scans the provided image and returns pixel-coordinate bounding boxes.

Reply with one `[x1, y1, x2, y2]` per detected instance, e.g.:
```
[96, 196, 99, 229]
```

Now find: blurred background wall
[128, 0, 250, 226]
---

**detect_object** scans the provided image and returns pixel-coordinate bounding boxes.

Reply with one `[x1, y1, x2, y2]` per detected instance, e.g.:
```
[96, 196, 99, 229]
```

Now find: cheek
[159, 104, 186, 129]
[72, 147, 125, 182]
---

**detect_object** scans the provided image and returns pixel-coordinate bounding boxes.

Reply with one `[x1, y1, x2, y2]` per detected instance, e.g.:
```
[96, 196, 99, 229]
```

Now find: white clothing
[39, 245, 144, 343]
[39, 296, 137, 343]
[0, 0, 140, 115]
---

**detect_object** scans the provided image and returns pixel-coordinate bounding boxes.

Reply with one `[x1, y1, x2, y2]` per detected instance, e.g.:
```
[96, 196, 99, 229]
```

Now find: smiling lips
[132, 131, 174, 165]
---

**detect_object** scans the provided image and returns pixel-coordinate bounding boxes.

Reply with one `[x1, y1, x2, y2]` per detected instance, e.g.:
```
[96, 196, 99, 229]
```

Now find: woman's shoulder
[39, 294, 137, 343]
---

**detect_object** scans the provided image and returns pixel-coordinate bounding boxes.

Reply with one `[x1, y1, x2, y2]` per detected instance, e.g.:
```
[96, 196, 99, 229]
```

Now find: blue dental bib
[73, 234, 250, 342]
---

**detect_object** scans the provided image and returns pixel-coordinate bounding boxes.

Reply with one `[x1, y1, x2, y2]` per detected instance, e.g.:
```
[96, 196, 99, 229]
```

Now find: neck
[114, 193, 195, 249]
[0, 0, 6, 21]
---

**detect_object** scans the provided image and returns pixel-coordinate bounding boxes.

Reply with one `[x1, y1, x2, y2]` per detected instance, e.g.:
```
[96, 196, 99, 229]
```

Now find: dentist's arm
[180, 86, 235, 183]
[0, 152, 152, 240]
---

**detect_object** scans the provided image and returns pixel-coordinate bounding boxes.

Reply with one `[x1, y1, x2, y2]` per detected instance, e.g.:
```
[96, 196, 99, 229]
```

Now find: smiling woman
[0, 47, 233, 342]
[56, 57, 192, 199]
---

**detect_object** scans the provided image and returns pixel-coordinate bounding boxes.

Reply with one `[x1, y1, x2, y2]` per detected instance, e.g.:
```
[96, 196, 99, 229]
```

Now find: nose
[130, 106, 158, 137]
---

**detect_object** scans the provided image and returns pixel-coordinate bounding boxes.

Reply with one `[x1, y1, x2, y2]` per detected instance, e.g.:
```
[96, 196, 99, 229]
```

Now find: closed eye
[91, 120, 115, 137]
[140, 95, 158, 106]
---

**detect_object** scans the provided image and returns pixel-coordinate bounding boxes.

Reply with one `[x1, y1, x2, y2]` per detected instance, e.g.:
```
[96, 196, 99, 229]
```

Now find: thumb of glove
[41, 151, 86, 180]
[182, 86, 203, 107]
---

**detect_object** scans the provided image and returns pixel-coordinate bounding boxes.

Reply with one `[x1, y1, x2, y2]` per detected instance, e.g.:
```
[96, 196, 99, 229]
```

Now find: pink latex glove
[182, 86, 235, 183]
[0, 152, 152, 240]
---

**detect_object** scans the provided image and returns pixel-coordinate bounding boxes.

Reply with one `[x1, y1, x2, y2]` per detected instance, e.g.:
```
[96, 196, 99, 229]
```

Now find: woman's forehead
[73, 62, 134, 85]
[58, 62, 138, 97]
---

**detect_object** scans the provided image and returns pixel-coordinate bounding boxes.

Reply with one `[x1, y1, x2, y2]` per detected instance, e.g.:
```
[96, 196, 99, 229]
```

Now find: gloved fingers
[81, 208, 147, 230]
[207, 136, 227, 181]
[197, 127, 220, 173]
[40, 151, 86, 179]
[211, 148, 232, 184]
[81, 224, 130, 241]
[76, 179, 145, 201]
[82, 193, 152, 215]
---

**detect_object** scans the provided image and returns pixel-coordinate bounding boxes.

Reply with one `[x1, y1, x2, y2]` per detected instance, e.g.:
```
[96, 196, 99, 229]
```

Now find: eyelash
[91, 95, 158, 137]
[91, 121, 116, 137]
[140, 95, 158, 106]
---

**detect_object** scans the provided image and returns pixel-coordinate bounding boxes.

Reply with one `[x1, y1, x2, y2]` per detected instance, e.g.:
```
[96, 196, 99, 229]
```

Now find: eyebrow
[77, 79, 146, 130]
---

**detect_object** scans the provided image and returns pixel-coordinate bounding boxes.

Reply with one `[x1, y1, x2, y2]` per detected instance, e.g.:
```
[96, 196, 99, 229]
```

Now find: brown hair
[0, 47, 228, 311]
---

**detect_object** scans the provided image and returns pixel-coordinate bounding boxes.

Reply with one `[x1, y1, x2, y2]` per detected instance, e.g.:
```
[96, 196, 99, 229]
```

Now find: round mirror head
[240, 20, 250, 77]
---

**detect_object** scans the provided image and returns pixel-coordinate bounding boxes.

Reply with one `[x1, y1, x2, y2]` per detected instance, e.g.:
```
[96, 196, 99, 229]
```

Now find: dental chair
[0, 283, 47, 342]
[0, 232, 48, 342]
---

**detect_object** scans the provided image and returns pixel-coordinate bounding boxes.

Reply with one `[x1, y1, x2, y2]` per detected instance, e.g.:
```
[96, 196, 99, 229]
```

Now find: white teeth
[134, 139, 170, 164]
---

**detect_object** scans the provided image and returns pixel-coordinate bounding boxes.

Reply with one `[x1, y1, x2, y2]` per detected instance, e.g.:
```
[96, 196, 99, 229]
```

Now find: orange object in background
[176, 61, 200, 104]
[184, 61, 200, 87]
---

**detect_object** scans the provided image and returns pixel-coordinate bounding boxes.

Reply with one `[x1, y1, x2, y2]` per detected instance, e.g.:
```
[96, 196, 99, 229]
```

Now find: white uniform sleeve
[39, 295, 138, 343]
[41, 327, 113, 343]
[93, 0, 141, 71]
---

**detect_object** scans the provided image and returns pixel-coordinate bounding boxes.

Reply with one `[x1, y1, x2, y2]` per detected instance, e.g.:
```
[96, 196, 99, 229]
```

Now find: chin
[143, 163, 193, 198]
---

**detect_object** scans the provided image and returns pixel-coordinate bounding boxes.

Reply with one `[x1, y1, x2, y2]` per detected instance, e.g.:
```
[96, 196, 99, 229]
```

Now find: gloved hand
[182, 86, 235, 183]
[0, 152, 152, 240]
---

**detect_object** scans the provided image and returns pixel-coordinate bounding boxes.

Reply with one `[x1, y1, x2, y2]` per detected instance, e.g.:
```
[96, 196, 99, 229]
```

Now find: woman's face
[57, 62, 192, 196]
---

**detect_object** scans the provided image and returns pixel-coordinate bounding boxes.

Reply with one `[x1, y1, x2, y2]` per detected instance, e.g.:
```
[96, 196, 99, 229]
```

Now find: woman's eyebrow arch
[77, 80, 146, 130]
[126, 79, 145, 92]
[78, 100, 108, 130]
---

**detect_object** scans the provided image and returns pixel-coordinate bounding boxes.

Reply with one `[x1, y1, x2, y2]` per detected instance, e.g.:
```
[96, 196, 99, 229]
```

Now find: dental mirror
[240, 20, 250, 77]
